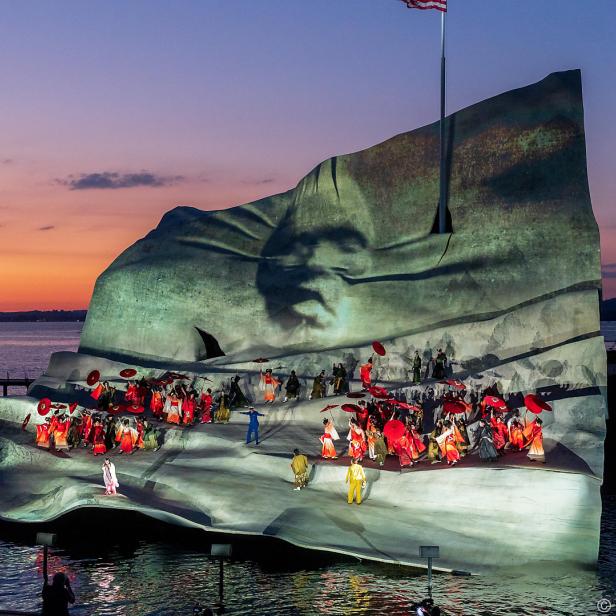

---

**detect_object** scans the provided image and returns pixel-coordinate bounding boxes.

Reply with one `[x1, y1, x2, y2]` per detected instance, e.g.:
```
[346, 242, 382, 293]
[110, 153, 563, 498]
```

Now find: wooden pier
[0, 374, 34, 396]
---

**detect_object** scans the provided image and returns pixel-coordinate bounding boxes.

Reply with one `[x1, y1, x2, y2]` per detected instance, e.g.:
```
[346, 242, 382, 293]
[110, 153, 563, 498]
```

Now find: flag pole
[438, 8, 447, 234]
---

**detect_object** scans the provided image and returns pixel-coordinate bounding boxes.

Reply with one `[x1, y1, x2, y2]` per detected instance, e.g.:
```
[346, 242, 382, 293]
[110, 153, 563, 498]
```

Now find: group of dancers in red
[34, 410, 160, 456]
[318, 360, 547, 468]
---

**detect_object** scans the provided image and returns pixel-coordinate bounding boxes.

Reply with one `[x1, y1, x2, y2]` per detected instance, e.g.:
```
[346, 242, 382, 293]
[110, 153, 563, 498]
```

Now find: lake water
[0, 322, 614, 615]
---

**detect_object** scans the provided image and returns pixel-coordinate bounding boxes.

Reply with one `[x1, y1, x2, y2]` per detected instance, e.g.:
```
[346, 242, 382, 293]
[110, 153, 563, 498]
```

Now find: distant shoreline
[0, 310, 87, 323]
[1, 299, 615, 322]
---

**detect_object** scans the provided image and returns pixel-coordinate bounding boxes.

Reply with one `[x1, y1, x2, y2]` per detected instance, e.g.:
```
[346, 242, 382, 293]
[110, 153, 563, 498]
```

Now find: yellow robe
[345, 463, 366, 504]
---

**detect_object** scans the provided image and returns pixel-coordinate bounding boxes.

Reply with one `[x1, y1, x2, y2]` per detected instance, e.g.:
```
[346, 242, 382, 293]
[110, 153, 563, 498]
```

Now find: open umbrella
[372, 341, 386, 357]
[347, 392, 366, 399]
[86, 370, 100, 386]
[120, 368, 137, 378]
[168, 372, 189, 380]
[341, 403, 361, 413]
[395, 401, 422, 412]
[368, 386, 390, 399]
[320, 404, 339, 413]
[126, 404, 145, 414]
[383, 419, 405, 441]
[524, 394, 552, 414]
[482, 395, 508, 411]
[106, 404, 124, 416]
[51, 403, 66, 410]
[443, 400, 468, 415]
[440, 379, 466, 390]
[68, 402, 78, 414]
[37, 398, 51, 416]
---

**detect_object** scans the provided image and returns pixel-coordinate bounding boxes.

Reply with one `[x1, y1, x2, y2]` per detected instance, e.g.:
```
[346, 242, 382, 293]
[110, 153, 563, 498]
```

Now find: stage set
[0, 70, 606, 573]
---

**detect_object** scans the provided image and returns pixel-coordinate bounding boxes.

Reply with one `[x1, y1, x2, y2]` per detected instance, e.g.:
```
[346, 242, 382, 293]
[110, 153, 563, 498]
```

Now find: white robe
[102, 462, 119, 489]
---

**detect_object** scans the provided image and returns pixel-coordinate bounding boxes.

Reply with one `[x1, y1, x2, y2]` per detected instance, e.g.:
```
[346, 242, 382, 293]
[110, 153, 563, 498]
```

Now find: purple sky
[0, 0, 614, 309]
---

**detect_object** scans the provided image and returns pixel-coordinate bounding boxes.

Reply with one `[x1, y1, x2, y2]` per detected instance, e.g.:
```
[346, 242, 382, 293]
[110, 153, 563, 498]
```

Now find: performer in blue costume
[241, 407, 265, 445]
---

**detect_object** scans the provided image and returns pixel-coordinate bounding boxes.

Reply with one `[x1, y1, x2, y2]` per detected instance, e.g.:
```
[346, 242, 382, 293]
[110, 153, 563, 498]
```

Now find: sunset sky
[1, 0, 615, 311]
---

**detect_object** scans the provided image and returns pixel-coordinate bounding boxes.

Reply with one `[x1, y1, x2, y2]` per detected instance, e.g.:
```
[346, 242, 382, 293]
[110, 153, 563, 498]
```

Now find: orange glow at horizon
[0, 174, 294, 311]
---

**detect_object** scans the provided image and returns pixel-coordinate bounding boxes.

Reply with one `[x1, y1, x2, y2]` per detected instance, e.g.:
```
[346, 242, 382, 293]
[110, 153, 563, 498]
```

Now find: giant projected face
[257, 227, 371, 343]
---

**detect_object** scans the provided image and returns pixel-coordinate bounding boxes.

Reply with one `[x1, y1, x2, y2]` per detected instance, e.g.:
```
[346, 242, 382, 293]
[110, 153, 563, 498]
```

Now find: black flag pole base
[431, 203, 453, 234]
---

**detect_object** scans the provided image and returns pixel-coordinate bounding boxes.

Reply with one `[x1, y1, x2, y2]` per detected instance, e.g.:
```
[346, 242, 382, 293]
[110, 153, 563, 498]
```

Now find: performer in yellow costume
[346, 459, 367, 505]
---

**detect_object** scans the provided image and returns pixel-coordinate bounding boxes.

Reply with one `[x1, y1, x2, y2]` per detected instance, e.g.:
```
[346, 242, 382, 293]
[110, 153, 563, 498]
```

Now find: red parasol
[320, 404, 339, 413]
[22, 413, 31, 430]
[69, 402, 78, 414]
[396, 401, 422, 412]
[168, 372, 189, 380]
[440, 379, 466, 390]
[383, 419, 406, 441]
[106, 405, 124, 416]
[341, 403, 361, 413]
[443, 400, 468, 415]
[126, 404, 144, 414]
[372, 341, 386, 357]
[368, 386, 390, 399]
[86, 370, 100, 386]
[524, 394, 552, 414]
[347, 392, 366, 399]
[482, 395, 508, 411]
[37, 398, 51, 416]
[120, 368, 137, 378]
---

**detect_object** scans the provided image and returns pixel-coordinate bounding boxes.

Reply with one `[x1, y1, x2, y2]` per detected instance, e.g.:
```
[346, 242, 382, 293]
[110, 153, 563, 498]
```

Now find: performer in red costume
[135, 418, 145, 449]
[82, 411, 93, 446]
[200, 388, 213, 423]
[149, 387, 164, 419]
[118, 419, 137, 454]
[347, 418, 367, 461]
[490, 415, 507, 452]
[259, 368, 279, 403]
[509, 417, 525, 450]
[183, 393, 196, 424]
[320, 418, 339, 459]
[355, 401, 370, 431]
[359, 358, 373, 390]
[125, 382, 138, 404]
[393, 433, 415, 468]
[437, 421, 460, 466]
[165, 392, 181, 425]
[92, 419, 107, 455]
[408, 423, 426, 459]
[35, 418, 51, 449]
[53, 415, 70, 452]
[525, 417, 545, 463]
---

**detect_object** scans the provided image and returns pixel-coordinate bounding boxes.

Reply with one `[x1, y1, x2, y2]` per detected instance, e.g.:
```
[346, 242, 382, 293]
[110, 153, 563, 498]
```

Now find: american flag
[401, 0, 447, 11]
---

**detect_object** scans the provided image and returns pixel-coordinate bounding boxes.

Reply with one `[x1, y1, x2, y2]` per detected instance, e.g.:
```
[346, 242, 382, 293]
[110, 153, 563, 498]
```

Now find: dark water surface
[0, 322, 614, 615]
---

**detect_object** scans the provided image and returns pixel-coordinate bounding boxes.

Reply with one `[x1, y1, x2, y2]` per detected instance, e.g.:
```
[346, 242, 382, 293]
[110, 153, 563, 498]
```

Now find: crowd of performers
[35, 410, 161, 455]
[32, 345, 547, 477]
[32, 371, 256, 456]
[318, 390, 546, 472]
[320, 370, 550, 468]
[262, 347, 449, 403]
